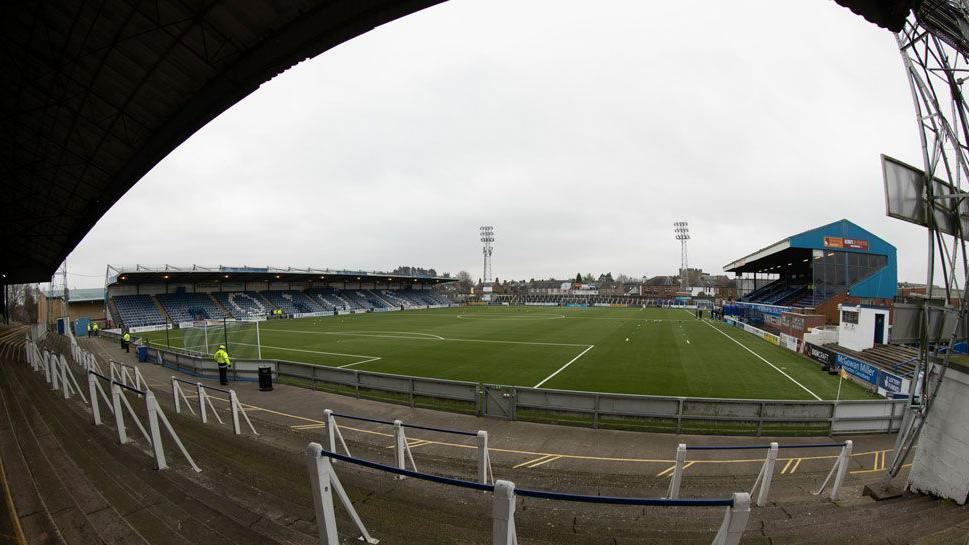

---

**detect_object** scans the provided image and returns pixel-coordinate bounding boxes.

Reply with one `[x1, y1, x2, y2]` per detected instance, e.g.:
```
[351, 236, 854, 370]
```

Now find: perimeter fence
[142, 343, 906, 437]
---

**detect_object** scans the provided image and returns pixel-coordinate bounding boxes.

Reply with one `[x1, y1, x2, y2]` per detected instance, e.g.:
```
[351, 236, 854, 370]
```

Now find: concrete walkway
[81, 336, 905, 487]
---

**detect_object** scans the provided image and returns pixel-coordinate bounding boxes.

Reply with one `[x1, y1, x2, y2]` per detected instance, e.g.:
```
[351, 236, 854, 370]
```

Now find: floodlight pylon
[674, 222, 690, 290]
[480, 226, 495, 284]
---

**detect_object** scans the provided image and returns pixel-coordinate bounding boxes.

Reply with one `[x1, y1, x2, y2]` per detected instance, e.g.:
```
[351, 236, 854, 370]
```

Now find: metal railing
[171, 377, 258, 436]
[306, 443, 750, 545]
[88, 370, 200, 472]
[666, 441, 854, 505]
[324, 409, 492, 485]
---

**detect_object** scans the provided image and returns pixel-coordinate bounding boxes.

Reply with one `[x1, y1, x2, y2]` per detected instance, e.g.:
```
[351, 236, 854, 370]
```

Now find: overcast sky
[65, 0, 927, 288]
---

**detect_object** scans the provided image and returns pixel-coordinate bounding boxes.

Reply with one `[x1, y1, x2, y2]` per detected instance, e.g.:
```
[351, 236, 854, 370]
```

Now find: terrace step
[4, 358, 311, 545]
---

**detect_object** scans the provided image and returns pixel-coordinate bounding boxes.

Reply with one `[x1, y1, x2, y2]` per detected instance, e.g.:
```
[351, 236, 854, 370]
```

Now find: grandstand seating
[156, 292, 228, 322]
[213, 291, 272, 318]
[110, 288, 453, 324]
[112, 294, 166, 327]
[336, 290, 373, 310]
[261, 290, 325, 314]
[378, 289, 413, 308]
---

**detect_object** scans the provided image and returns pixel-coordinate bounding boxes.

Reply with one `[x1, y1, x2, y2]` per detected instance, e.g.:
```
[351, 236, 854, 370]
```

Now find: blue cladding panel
[788, 219, 897, 299]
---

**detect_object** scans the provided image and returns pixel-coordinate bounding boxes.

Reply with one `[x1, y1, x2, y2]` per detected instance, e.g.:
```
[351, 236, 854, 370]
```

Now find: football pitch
[143, 306, 875, 401]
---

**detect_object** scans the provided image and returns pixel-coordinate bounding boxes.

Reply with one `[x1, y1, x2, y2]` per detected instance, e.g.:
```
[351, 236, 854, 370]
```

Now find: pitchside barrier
[305, 442, 750, 545]
[665, 441, 853, 506]
[171, 377, 258, 436]
[323, 409, 493, 485]
[141, 344, 905, 436]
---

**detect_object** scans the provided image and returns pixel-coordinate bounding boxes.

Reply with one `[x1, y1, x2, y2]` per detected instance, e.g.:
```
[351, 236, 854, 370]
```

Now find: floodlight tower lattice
[885, 1, 969, 481]
[480, 226, 495, 284]
[674, 222, 690, 290]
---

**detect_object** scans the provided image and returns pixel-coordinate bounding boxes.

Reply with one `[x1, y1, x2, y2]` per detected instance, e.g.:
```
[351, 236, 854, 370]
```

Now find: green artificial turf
[141, 306, 877, 401]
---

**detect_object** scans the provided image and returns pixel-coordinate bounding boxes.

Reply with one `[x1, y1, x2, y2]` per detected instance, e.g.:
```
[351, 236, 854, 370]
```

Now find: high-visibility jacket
[87, 323, 92, 332]
[92, 323, 98, 331]
[214, 349, 231, 367]
[123, 332, 131, 342]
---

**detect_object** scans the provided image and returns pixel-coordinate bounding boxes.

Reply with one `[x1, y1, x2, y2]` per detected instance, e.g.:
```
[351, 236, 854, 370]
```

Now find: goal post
[180, 318, 264, 359]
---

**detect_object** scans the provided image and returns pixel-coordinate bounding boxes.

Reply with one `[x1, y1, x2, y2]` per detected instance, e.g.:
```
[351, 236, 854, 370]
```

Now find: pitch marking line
[268, 328, 589, 347]
[533, 344, 595, 388]
[698, 319, 822, 401]
[338, 356, 382, 369]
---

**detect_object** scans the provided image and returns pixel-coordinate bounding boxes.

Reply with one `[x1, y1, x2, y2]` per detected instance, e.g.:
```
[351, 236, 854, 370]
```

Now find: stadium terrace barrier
[305, 442, 751, 545]
[88, 369, 201, 472]
[171, 377, 258, 436]
[24, 335, 200, 472]
[324, 409, 493, 485]
[141, 344, 904, 436]
[666, 441, 853, 506]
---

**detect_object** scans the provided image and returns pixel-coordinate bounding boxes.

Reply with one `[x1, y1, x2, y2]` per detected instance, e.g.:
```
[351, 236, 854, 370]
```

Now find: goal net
[180, 319, 263, 359]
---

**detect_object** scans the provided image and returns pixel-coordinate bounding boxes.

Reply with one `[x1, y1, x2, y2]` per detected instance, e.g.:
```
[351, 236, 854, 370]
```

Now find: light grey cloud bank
[67, 0, 926, 287]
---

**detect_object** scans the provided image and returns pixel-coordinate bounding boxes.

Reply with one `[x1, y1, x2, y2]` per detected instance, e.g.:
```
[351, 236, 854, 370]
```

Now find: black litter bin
[258, 366, 273, 391]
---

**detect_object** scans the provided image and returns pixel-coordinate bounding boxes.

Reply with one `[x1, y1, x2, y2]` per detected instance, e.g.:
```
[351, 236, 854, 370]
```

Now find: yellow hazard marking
[526, 455, 562, 469]
[514, 454, 555, 469]
[656, 461, 695, 477]
[781, 458, 802, 474]
[291, 423, 326, 430]
[850, 462, 911, 475]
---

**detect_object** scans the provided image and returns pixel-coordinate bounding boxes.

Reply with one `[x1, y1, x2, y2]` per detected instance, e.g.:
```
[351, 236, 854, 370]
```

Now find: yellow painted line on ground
[526, 455, 562, 469]
[514, 454, 555, 469]
[291, 423, 326, 430]
[656, 464, 677, 477]
[780, 458, 794, 474]
[786, 458, 803, 474]
[0, 453, 28, 545]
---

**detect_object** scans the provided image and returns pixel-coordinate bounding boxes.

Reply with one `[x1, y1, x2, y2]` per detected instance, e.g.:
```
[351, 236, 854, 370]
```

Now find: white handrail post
[307, 442, 341, 545]
[229, 390, 241, 435]
[324, 409, 337, 452]
[172, 378, 180, 414]
[112, 384, 128, 444]
[492, 480, 517, 545]
[477, 430, 493, 485]
[755, 442, 779, 507]
[43, 353, 52, 383]
[146, 392, 168, 470]
[197, 383, 207, 424]
[50, 354, 59, 391]
[669, 443, 687, 499]
[830, 440, 853, 501]
[59, 357, 70, 399]
[393, 419, 406, 479]
[89, 373, 101, 426]
[711, 493, 751, 545]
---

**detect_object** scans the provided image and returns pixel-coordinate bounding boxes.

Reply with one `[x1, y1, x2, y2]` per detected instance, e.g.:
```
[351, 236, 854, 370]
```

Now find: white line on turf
[230, 341, 380, 361]
[697, 319, 822, 401]
[533, 345, 595, 388]
[446, 337, 591, 348]
[338, 356, 383, 369]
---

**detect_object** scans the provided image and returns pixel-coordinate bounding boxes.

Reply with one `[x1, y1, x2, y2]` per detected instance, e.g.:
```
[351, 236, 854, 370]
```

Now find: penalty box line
[533, 344, 595, 388]
[229, 341, 382, 368]
[697, 319, 822, 401]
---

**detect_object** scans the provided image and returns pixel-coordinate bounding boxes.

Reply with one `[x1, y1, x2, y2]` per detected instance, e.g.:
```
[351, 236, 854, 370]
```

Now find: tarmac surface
[83, 335, 906, 493]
